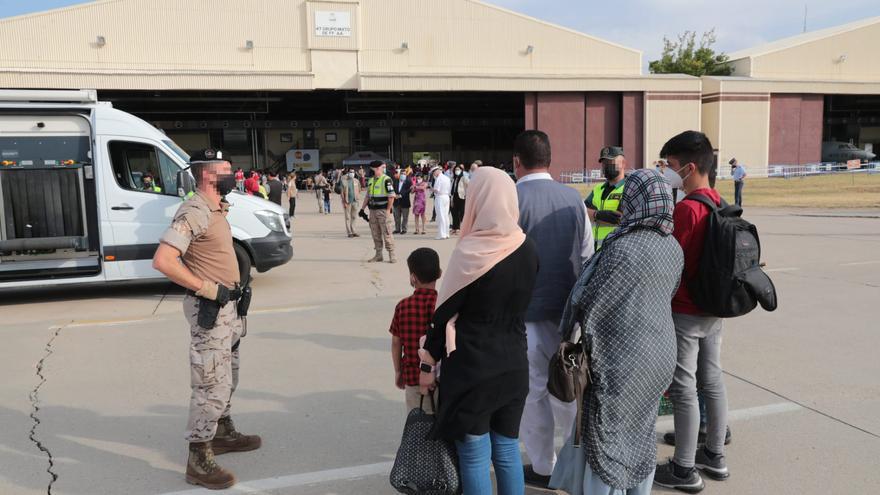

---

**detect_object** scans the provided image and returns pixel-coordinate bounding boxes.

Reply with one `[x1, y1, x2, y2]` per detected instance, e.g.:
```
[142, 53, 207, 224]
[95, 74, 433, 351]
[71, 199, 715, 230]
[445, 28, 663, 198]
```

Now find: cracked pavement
[0, 207, 877, 495]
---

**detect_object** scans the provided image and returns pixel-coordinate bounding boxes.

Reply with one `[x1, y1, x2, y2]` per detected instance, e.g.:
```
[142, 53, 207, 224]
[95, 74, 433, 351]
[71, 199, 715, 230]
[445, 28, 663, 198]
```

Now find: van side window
[108, 141, 176, 196]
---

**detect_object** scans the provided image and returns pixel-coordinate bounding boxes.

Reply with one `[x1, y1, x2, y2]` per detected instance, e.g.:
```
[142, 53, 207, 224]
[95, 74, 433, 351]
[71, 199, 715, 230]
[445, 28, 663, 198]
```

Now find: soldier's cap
[189, 148, 227, 164]
[729, 158, 737, 165]
[599, 146, 624, 162]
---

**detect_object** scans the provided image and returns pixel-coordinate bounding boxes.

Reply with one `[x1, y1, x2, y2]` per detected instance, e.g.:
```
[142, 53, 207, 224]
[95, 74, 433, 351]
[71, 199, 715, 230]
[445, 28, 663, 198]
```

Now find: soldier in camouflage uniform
[152, 149, 261, 490]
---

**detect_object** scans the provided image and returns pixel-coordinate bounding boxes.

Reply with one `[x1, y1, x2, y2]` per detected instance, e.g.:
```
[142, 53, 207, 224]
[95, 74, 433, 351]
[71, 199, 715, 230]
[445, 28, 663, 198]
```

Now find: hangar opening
[823, 94, 880, 163]
[100, 90, 525, 172]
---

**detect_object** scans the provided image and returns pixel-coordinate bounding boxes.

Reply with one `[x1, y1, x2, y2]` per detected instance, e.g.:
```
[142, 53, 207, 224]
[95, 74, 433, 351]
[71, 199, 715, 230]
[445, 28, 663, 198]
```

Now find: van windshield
[162, 139, 190, 163]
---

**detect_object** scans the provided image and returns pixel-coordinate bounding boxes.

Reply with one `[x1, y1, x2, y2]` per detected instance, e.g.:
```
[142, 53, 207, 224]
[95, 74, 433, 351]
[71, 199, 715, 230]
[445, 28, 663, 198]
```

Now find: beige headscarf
[436, 167, 527, 356]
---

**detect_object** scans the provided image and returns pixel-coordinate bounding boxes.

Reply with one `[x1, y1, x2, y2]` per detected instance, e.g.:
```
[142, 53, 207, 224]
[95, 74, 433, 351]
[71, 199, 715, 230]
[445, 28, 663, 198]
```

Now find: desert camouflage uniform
[160, 192, 241, 443]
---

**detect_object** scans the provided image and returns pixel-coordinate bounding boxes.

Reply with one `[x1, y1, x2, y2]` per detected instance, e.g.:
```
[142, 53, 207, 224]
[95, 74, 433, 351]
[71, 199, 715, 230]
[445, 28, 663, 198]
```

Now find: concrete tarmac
[0, 203, 878, 495]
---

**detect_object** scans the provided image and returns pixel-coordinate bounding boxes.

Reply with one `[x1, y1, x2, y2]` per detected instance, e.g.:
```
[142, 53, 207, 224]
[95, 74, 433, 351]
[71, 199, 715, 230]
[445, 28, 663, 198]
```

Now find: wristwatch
[419, 362, 435, 373]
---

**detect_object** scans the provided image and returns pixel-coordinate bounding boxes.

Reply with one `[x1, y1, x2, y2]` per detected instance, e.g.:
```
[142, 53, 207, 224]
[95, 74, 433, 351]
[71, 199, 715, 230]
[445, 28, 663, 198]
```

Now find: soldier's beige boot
[185, 442, 236, 490]
[368, 251, 384, 263]
[213, 416, 262, 455]
[387, 250, 397, 264]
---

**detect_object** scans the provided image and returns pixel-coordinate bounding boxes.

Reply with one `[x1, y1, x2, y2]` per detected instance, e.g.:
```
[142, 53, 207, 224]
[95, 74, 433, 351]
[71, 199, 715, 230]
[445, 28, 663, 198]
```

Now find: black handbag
[390, 394, 461, 495]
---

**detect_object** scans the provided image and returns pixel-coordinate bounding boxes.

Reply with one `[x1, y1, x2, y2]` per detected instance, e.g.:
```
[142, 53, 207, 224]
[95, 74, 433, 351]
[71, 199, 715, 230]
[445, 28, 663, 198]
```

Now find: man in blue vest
[584, 146, 626, 250]
[514, 130, 594, 488]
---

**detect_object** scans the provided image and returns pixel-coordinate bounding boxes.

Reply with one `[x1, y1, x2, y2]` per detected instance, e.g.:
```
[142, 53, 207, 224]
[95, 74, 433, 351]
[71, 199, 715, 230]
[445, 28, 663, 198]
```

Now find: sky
[1, 0, 879, 71]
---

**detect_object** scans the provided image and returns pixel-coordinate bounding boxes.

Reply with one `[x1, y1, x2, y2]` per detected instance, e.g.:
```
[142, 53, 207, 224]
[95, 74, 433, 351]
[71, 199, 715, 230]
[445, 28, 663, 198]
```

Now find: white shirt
[432, 173, 452, 196]
[517, 172, 594, 263]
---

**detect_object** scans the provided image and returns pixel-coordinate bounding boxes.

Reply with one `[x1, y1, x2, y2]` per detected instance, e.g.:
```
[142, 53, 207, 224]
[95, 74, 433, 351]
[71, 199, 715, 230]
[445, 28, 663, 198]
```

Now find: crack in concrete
[29, 323, 68, 494]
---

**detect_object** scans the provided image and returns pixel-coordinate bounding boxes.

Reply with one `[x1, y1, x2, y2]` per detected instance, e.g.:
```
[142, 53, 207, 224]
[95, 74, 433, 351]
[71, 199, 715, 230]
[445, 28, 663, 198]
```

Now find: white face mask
[455, 170, 462, 176]
[674, 165, 693, 191]
[348, 172, 355, 178]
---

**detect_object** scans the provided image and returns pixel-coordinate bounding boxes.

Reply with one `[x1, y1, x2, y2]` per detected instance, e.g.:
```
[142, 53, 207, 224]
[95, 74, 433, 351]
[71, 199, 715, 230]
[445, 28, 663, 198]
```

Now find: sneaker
[664, 426, 732, 447]
[695, 447, 729, 481]
[523, 464, 551, 489]
[654, 459, 705, 493]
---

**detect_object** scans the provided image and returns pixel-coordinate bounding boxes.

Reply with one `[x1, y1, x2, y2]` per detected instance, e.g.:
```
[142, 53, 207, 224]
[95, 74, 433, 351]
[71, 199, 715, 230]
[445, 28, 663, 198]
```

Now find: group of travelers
[388, 129, 741, 495]
[153, 127, 763, 494]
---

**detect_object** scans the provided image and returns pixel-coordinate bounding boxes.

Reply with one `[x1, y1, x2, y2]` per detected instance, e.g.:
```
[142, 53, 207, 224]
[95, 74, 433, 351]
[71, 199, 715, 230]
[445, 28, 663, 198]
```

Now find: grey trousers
[393, 204, 410, 232]
[668, 312, 728, 468]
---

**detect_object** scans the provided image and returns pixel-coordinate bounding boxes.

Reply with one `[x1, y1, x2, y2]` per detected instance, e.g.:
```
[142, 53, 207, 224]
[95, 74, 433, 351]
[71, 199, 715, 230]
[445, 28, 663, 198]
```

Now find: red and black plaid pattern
[389, 288, 437, 386]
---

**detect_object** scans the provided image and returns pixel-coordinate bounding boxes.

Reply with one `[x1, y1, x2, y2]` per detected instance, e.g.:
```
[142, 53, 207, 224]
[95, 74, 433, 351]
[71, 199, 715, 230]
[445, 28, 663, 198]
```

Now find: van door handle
[111, 204, 134, 211]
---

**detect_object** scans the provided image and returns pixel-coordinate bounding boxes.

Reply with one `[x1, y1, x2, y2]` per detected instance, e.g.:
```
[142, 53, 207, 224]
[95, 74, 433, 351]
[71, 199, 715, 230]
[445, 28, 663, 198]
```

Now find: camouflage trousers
[183, 294, 244, 443]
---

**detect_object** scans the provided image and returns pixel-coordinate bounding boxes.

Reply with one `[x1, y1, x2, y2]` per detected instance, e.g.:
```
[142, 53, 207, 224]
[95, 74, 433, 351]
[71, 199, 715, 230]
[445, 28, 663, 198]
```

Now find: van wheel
[234, 243, 252, 287]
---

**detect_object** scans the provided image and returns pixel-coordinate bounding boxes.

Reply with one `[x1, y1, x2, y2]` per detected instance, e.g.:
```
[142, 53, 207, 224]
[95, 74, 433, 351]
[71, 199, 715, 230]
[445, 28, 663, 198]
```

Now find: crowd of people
[388, 130, 735, 495]
[163, 130, 746, 494]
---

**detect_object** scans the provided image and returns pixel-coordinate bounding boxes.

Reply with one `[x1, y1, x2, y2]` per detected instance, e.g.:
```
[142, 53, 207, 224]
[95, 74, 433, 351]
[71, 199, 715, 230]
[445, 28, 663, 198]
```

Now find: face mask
[215, 173, 237, 195]
[676, 165, 693, 183]
[455, 170, 462, 176]
[665, 167, 683, 190]
[348, 172, 355, 178]
[602, 162, 618, 181]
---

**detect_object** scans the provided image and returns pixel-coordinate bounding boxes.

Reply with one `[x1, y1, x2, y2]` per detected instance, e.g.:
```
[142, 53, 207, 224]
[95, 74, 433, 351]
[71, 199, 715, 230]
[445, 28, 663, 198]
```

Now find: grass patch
[570, 173, 880, 209]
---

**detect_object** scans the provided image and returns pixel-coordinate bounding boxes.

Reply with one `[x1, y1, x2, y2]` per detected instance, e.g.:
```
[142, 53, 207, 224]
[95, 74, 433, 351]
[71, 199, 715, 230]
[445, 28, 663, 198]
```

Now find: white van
[0, 90, 292, 288]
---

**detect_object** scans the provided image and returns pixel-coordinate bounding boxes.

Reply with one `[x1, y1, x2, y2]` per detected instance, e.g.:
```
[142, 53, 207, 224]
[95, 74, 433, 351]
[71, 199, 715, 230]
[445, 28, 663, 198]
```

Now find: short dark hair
[660, 130, 715, 176]
[407, 248, 441, 284]
[514, 130, 551, 169]
[370, 160, 385, 169]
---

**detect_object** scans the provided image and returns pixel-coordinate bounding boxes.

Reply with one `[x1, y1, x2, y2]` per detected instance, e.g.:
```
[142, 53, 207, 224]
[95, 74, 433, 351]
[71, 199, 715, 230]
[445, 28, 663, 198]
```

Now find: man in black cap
[584, 146, 626, 250]
[153, 149, 261, 490]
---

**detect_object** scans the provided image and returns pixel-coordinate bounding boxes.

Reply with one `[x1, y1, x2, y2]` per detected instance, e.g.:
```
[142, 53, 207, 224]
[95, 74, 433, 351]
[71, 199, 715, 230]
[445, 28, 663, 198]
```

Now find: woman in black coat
[419, 167, 538, 495]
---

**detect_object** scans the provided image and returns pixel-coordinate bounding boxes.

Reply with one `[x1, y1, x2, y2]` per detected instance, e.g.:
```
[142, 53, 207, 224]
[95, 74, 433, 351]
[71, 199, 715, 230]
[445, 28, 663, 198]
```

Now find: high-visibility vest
[145, 184, 162, 193]
[367, 174, 392, 208]
[591, 180, 625, 249]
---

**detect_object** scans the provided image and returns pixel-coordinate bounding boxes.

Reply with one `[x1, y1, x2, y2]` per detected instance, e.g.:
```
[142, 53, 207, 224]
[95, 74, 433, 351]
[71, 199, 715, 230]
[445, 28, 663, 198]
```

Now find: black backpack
[687, 195, 778, 318]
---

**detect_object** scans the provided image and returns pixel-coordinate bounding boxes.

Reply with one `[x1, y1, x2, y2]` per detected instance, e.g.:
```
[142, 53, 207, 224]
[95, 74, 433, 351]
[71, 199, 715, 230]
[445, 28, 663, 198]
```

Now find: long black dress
[424, 239, 539, 442]
[450, 175, 465, 230]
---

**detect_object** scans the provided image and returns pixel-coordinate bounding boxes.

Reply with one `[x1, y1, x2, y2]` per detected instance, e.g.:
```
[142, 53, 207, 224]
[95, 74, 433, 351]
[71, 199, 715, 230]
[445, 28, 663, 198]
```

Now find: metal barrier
[560, 163, 880, 183]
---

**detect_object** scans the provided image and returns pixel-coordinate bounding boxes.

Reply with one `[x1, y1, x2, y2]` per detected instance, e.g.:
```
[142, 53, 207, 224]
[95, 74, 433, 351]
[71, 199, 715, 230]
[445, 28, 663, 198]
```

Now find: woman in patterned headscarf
[551, 168, 684, 495]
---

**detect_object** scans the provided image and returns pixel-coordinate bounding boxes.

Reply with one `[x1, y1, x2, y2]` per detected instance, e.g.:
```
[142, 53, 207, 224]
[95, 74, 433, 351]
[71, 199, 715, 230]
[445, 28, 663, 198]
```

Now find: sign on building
[315, 11, 352, 37]
[286, 149, 321, 173]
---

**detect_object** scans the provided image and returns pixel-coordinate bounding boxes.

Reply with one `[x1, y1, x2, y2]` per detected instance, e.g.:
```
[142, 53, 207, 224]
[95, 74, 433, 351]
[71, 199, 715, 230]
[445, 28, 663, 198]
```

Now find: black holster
[238, 286, 252, 317]
[197, 299, 222, 329]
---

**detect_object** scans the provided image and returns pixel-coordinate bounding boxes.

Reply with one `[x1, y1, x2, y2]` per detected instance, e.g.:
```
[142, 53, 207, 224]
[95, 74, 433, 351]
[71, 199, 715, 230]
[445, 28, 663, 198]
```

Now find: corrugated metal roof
[728, 16, 880, 61]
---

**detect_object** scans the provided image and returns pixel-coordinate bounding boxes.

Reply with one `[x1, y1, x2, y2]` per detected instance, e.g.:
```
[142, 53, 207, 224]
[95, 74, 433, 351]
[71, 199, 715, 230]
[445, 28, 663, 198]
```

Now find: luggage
[390, 395, 461, 495]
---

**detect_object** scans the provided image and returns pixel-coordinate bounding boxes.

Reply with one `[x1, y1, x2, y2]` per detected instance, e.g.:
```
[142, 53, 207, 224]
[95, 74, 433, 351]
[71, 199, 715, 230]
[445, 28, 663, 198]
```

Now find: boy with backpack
[654, 131, 729, 493]
[389, 248, 442, 413]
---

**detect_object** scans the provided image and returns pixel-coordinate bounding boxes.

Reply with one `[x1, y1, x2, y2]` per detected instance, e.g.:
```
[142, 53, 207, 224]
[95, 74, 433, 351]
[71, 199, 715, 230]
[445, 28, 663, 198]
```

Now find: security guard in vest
[585, 146, 626, 250]
[360, 160, 397, 263]
[152, 149, 260, 490]
[142, 172, 162, 193]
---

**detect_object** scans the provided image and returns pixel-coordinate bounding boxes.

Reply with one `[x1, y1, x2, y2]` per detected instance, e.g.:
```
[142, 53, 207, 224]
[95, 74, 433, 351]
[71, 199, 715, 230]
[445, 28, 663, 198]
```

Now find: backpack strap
[686, 193, 720, 211]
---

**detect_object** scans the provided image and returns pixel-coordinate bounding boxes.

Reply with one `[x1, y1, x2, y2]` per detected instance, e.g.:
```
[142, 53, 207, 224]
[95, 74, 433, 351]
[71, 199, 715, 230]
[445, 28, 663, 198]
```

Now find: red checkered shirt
[389, 288, 437, 387]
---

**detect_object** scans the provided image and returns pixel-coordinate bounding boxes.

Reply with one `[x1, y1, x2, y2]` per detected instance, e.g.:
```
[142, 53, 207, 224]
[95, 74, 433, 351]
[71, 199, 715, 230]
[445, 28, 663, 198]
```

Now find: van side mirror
[177, 170, 196, 198]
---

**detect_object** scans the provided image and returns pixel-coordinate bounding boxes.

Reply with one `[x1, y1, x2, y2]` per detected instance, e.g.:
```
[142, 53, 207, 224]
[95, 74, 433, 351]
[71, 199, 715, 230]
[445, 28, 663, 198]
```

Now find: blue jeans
[455, 431, 524, 495]
[324, 198, 331, 213]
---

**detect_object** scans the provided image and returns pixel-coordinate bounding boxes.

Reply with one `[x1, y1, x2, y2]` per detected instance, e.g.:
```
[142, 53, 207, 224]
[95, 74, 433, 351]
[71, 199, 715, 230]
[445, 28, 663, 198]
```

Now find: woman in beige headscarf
[419, 167, 539, 495]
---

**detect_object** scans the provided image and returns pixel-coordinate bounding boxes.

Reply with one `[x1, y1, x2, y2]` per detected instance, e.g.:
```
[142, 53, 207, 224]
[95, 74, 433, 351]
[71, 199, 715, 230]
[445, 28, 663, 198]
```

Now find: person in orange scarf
[419, 166, 539, 495]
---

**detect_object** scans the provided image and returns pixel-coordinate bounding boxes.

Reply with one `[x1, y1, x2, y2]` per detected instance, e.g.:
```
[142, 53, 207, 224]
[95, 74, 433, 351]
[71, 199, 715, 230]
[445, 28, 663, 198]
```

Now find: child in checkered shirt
[389, 248, 441, 412]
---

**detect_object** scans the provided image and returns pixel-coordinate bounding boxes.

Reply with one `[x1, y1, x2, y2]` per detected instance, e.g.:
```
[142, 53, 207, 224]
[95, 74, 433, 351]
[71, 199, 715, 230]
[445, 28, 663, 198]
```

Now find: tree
[649, 29, 733, 77]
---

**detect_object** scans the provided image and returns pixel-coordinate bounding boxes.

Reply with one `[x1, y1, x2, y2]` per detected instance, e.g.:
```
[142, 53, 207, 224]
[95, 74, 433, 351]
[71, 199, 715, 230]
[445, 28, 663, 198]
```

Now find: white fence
[558, 162, 880, 183]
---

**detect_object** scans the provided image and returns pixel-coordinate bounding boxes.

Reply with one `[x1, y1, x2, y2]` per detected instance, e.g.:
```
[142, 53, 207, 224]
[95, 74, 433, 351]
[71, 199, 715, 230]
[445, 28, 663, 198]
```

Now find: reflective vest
[591, 180, 625, 249]
[145, 184, 162, 193]
[367, 174, 392, 209]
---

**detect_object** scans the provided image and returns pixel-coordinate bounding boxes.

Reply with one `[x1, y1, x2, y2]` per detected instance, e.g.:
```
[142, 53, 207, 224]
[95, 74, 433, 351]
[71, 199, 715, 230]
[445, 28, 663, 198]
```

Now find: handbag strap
[419, 391, 437, 413]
